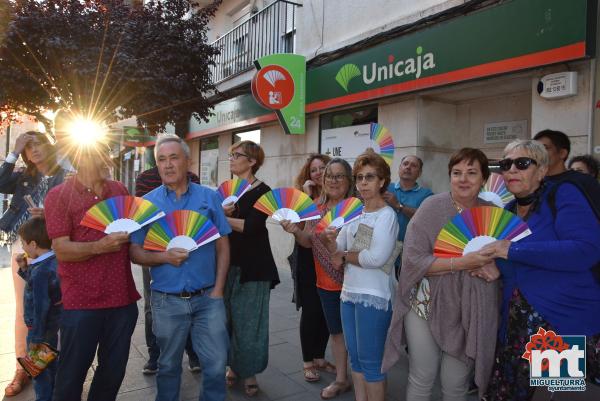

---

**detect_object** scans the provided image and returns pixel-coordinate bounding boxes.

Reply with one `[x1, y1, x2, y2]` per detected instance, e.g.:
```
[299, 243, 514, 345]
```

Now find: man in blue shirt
[130, 134, 231, 401]
[384, 155, 433, 272]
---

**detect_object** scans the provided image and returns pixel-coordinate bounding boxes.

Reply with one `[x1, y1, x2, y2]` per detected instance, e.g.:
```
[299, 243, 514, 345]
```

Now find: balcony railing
[211, 0, 301, 84]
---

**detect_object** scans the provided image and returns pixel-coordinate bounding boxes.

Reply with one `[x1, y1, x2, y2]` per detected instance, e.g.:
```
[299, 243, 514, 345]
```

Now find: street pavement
[0, 246, 474, 401]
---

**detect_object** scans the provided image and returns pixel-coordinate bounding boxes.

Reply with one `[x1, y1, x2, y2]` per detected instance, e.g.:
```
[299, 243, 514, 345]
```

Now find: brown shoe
[315, 360, 337, 375]
[320, 381, 351, 400]
[303, 365, 320, 382]
[4, 369, 30, 396]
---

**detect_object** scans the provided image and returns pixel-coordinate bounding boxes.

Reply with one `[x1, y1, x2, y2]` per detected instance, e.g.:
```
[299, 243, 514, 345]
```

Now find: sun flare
[66, 117, 107, 146]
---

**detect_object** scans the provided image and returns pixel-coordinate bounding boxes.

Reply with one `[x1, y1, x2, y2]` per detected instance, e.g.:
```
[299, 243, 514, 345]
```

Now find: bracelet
[341, 250, 348, 266]
[450, 257, 455, 274]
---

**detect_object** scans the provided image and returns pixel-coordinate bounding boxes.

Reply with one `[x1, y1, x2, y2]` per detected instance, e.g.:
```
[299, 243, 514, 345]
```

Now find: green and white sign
[189, 0, 594, 138]
[251, 53, 306, 135]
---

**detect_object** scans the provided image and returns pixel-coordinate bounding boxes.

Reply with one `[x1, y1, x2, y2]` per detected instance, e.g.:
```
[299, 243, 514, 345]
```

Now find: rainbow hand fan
[217, 178, 251, 206]
[370, 123, 394, 166]
[315, 197, 363, 234]
[143, 210, 220, 252]
[80, 196, 165, 234]
[433, 206, 531, 257]
[253, 188, 320, 223]
[479, 173, 515, 207]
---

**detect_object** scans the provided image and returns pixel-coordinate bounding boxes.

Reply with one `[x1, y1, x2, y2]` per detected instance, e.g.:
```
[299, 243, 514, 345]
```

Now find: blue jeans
[142, 267, 199, 365]
[26, 332, 58, 401]
[151, 291, 229, 401]
[52, 303, 138, 401]
[341, 300, 392, 382]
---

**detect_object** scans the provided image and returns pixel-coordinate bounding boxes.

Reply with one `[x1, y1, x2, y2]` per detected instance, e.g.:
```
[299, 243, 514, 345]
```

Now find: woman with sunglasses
[282, 157, 353, 398]
[0, 131, 68, 396]
[383, 148, 500, 401]
[289, 154, 338, 383]
[222, 140, 280, 397]
[481, 139, 600, 401]
[321, 150, 400, 401]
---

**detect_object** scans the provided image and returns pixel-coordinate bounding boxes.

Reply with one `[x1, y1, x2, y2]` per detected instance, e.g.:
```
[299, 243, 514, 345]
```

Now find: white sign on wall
[320, 124, 371, 164]
[200, 148, 219, 189]
[484, 120, 527, 144]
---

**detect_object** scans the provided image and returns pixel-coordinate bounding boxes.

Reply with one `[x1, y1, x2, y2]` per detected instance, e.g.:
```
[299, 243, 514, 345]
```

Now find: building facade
[189, 0, 598, 192]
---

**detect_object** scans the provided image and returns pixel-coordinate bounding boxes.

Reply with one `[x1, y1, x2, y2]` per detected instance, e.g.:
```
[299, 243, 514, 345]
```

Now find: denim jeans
[151, 291, 229, 401]
[52, 303, 138, 401]
[142, 267, 199, 365]
[341, 300, 392, 382]
[26, 331, 58, 401]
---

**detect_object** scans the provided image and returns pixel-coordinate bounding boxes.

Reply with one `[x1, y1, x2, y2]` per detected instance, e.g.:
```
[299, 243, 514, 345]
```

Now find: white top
[336, 205, 399, 310]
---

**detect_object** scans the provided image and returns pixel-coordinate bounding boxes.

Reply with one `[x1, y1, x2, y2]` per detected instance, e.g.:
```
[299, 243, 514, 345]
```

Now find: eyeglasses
[228, 152, 250, 160]
[354, 173, 379, 183]
[498, 157, 538, 171]
[324, 174, 346, 182]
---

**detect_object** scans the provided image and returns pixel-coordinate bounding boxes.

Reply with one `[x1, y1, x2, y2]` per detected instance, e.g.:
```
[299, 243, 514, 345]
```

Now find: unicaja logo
[335, 46, 436, 92]
[522, 327, 586, 392]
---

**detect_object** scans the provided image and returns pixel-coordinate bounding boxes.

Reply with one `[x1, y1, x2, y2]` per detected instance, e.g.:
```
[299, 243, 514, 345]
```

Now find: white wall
[208, 0, 271, 42]
[531, 61, 593, 157]
[296, 0, 468, 58]
[209, 0, 470, 60]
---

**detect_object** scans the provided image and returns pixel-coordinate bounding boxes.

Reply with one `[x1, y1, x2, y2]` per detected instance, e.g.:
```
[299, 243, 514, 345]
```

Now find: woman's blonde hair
[229, 140, 264, 174]
[294, 154, 332, 198]
[503, 139, 549, 168]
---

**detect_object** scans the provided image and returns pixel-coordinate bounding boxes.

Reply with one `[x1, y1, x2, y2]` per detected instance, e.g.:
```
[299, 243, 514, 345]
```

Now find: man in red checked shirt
[44, 143, 140, 401]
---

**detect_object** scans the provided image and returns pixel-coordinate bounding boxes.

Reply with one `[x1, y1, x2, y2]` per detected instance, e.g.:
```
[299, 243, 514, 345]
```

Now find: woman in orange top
[282, 157, 354, 399]
[291, 154, 333, 383]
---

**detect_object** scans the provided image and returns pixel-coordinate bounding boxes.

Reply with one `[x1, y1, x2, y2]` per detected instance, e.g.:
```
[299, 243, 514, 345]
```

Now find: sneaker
[188, 360, 202, 373]
[142, 361, 158, 375]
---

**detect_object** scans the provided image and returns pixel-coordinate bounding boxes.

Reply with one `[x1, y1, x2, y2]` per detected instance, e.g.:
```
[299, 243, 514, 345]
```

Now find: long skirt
[224, 265, 271, 379]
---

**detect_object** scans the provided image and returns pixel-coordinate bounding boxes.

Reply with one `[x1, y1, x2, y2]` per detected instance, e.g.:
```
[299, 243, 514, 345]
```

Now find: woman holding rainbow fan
[383, 148, 500, 401]
[481, 139, 600, 401]
[221, 140, 279, 397]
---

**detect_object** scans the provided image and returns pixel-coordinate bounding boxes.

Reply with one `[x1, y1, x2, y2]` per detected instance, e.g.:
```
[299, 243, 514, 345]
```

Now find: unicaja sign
[522, 327, 586, 392]
[335, 46, 436, 92]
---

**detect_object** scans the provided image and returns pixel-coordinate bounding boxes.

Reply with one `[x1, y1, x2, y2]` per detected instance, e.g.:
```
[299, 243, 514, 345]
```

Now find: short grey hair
[154, 134, 191, 160]
[503, 139, 549, 168]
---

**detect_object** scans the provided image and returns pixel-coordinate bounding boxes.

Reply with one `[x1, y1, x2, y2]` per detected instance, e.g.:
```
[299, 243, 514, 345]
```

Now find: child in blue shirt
[16, 217, 61, 401]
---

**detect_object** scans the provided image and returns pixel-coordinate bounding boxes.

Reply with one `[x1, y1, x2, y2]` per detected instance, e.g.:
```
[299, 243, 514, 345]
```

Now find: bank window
[319, 106, 378, 163]
[199, 137, 219, 188]
[233, 129, 261, 144]
[320, 105, 378, 131]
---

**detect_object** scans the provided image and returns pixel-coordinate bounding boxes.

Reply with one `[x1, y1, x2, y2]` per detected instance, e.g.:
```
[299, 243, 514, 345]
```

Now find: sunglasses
[498, 157, 538, 171]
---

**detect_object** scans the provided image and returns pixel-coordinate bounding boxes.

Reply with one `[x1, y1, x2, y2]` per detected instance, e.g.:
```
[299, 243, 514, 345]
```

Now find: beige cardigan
[382, 192, 500, 398]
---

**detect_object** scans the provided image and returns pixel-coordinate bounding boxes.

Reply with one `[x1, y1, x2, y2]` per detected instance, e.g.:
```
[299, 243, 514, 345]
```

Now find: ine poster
[320, 124, 371, 164]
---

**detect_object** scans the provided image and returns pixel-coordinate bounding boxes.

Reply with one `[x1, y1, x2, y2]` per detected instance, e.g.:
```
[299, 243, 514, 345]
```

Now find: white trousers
[404, 309, 471, 401]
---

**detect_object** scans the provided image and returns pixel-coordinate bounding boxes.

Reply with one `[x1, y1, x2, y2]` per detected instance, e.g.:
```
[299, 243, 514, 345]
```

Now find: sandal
[244, 383, 259, 397]
[4, 369, 30, 396]
[315, 361, 337, 375]
[303, 366, 321, 382]
[320, 381, 351, 400]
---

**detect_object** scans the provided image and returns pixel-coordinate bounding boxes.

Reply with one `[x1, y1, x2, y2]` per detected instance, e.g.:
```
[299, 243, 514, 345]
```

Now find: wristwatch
[341, 250, 348, 265]
[397, 203, 404, 212]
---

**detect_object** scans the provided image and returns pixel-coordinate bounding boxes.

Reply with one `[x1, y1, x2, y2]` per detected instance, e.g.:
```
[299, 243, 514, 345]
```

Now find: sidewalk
[0, 253, 470, 401]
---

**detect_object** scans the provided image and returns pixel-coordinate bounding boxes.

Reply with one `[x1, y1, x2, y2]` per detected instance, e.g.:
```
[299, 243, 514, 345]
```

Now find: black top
[229, 182, 280, 288]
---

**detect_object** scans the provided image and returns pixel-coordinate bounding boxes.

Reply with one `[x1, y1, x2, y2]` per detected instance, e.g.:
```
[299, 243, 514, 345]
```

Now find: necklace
[449, 192, 464, 213]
